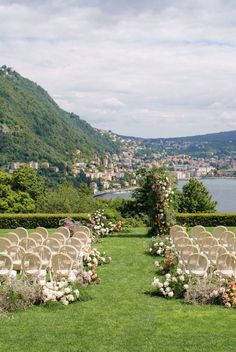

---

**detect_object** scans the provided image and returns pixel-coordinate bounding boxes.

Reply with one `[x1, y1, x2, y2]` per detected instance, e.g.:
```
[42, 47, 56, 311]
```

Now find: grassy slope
[0, 228, 236, 352]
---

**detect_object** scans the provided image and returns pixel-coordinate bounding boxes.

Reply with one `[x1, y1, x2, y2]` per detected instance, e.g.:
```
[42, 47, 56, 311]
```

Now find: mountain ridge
[0, 65, 120, 167]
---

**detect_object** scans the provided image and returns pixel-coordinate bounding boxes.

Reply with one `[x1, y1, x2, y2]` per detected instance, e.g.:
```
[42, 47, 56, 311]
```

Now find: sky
[1, 0, 236, 138]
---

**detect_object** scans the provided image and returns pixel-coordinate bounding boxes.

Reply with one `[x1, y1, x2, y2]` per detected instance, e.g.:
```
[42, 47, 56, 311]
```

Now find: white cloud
[0, 0, 236, 137]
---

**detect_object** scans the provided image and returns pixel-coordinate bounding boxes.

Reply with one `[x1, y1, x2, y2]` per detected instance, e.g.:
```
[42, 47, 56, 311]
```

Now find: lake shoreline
[96, 178, 236, 213]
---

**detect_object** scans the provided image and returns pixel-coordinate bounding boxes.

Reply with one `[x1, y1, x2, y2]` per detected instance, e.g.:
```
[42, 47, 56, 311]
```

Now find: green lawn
[0, 227, 236, 352]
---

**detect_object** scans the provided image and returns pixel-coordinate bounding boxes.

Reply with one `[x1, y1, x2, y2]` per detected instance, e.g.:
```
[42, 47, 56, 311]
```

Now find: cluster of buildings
[71, 134, 236, 193]
[5, 131, 236, 194]
[7, 161, 60, 174]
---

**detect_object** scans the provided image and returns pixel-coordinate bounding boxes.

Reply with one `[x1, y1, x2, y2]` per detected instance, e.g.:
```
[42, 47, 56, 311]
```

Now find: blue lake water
[99, 178, 236, 213]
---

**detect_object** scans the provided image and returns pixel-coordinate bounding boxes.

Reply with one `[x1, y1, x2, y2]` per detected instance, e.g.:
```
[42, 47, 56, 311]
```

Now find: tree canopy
[178, 178, 217, 213]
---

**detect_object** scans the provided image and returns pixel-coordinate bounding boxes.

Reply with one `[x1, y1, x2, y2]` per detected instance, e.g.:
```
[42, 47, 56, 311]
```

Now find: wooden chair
[170, 225, 185, 239]
[198, 237, 218, 255]
[208, 245, 228, 265]
[43, 238, 61, 255]
[186, 253, 209, 277]
[65, 238, 83, 254]
[7, 245, 25, 271]
[34, 245, 52, 269]
[0, 238, 12, 253]
[218, 231, 235, 247]
[21, 253, 46, 281]
[216, 253, 236, 278]
[228, 237, 236, 256]
[50, 253, 73, 281]
[56, 227, 70, 239]
[14, 227, 28, 239]
[5, 232, 20, 245]
[35, 227, 48, 240]
[74, 225, 91, 237]
[29, 232, 44, 245]
[0, 253, 17, 279]
[51, 232, 66, 245]
[174, 237, 193, 252]
[212, 226, 228, 239]
[191, 225, 206, 238]
[60, 245, 82, 270]
[179, 245, 199, 265]
[19, 238, 37, 252]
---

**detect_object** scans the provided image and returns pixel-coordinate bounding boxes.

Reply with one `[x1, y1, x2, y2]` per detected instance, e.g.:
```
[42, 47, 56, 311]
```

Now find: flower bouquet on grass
[152, 267, 189, 299]
[149, 237, 173, 257]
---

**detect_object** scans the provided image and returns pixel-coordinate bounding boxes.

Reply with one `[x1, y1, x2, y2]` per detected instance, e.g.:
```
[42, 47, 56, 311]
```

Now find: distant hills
[0, 65, 235, 168]
[0, 65, 120, 167]
[122, 130, 236, 157]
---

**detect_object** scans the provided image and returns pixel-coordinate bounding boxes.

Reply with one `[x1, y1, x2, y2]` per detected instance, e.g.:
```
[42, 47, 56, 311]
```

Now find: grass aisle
[0, 228, 236, 352]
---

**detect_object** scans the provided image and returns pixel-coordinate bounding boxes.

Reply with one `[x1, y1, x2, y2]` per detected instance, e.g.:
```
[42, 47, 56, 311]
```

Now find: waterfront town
[5, 131, 236, 194]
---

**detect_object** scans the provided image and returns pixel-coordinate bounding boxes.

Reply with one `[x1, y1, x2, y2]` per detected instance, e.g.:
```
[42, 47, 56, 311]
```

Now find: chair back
[5, 232, 20, 245]
[0, 253, 13, 271]
[35, 227, 48, 239]
[60, 245, 79, 261]
[228, 237, 236, 255]
[213, 226, 228, 239]
[170, 225, 185, 238]
[191, 225, 206, 237]
[56, 227, 70, 239]
[216, 253, 236, 272]
[172, 231, 188, 244]
[73, 225, 91, 237]
[51, 253, 73, 276]
[34, 245, 52, 263]
[179, 245, 199, 264]
[65, 237, 83, 252]
[19, 238, 37, 251]
[0, 238, 12, 253]
[186, 253, 209, 275]
[43, 238, 61, 254]
[22, 253, 42, 274]
[198, 237, 218, 254]
[14, 227, 28, 239]
[7, 245, 25, 262]
[174, 237, 193, 251]
[51, 232, 66, 244]
[208, 245, 228, 265]
[219, 231, 235, 247]
[29, 232, 44, 245]
[74, 231, 91, 245]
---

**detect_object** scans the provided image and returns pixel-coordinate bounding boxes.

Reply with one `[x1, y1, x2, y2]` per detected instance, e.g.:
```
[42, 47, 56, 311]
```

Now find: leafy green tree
[0, 170, 12, 185]
[37, 182, 96, 213]
[178, 178, 217, 213]
[0, 184, 35, 213]
[12, 165, 45, 201]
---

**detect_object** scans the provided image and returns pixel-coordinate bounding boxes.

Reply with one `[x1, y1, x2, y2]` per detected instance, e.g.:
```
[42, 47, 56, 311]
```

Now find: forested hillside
[0, 66, 120, 166]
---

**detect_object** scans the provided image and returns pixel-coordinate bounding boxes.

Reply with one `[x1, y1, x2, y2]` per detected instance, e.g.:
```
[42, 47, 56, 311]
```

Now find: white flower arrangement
[151, 268, 189, 299]
[41, 279, 80, 305]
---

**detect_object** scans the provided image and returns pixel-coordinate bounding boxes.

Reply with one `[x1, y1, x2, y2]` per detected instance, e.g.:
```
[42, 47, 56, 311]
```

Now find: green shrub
[176, 213, 236, 227]
[0, 213, 89, 229]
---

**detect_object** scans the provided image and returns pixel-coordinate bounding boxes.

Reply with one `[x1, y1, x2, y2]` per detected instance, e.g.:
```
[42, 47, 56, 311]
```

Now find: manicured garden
[0, 227, 236, 352]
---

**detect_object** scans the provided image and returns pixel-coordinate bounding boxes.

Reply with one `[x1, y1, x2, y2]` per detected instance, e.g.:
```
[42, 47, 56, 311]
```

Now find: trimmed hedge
[0, 213, 90, 229]
[1, 212, 236, 229]
[176, 213, 236, 227]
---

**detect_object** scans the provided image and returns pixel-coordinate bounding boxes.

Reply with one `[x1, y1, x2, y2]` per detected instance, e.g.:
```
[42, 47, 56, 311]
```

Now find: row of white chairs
[170, 225, 236, 277]
[0, 251, 80, 282]
[181, 252, 236, 278]
[170, 225, 236, 239]
[3, 225, 91, 240]
[170, 226, 236, 249]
